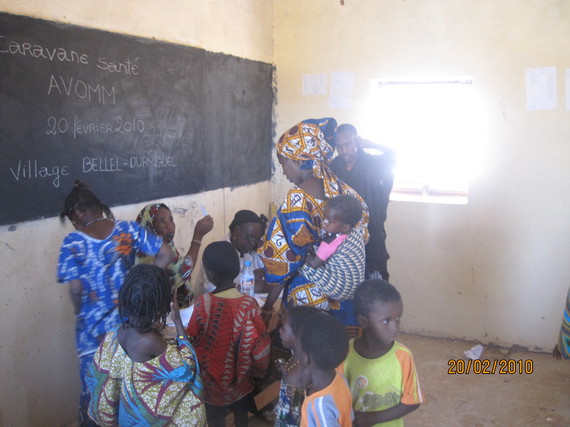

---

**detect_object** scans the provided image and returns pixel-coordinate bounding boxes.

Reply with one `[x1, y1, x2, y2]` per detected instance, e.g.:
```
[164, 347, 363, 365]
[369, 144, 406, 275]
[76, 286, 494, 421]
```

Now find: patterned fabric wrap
[260, 189, 325, 286]
[259, 181, 369, 309]
[260, 123, 369, 310]
[274, 382, 305, 427]
[136, 203, 167, 234]
[300, 227, 366, 309]
[86, 330, 206, 427]
[58, 220, 163, 357]
[558, 287, 570, 359]
[79, 354, 97, 427]
[277, 122, 339, 199]
[301, 117, 337, 146]
[135, 203, 193, 289]
[276, 121, 369, 235]
[186, 289, 271, 406]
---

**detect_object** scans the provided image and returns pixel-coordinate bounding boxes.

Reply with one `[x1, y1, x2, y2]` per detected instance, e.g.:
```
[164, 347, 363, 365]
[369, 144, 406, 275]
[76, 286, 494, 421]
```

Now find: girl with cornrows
[57, 181, 173, 426]
[87, 264, 206, 426]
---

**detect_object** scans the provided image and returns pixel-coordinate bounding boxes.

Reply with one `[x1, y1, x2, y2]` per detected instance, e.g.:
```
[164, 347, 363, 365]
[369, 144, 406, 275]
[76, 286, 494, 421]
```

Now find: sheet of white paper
[525, 66, 557, 110]
[329, 71, 354, 109]
[303, 74, 327, 95]
[166, 305, 194, 328]
[566, 69, 570, 111]
[254, 292, 268, 308]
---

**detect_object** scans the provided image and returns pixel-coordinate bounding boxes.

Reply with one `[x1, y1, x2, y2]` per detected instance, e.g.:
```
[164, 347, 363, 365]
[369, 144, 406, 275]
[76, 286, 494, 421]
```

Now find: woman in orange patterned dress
[258, 121, 369, 316]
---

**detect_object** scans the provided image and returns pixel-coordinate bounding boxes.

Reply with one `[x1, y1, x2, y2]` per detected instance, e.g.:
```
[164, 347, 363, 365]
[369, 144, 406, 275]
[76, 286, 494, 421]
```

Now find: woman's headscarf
[135, 203, 193, 291]
[301, 117, 337, 147]
[276, 121, 341, 199]
[136, 203, 170, 236]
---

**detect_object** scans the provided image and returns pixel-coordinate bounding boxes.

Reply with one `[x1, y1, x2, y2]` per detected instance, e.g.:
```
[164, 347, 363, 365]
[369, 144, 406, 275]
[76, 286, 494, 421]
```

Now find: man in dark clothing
[330, 124, 395, 280]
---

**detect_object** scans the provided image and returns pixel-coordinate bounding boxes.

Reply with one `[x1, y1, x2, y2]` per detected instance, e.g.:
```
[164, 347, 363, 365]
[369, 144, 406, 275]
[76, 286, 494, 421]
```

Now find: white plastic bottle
[240, 260, 255, 297]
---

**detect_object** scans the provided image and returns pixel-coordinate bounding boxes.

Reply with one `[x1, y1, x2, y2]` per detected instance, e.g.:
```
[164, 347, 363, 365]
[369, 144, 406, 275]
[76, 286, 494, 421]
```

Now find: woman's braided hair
[118, 264, 171, 333]
[59, 180, 114, 223]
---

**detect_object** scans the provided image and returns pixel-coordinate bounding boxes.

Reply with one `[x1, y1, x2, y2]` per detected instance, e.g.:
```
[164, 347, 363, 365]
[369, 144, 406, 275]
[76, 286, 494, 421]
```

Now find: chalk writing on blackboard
[0, 36, 89, 63]
[48, 75, 117, 104]
[0, 12, 274, 226]
[45, 116, 146, 139]
[9, 160, 70, 187]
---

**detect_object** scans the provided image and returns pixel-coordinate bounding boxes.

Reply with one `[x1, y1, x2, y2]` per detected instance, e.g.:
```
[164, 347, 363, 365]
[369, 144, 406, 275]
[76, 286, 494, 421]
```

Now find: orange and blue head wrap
[276, 122, 342, 198]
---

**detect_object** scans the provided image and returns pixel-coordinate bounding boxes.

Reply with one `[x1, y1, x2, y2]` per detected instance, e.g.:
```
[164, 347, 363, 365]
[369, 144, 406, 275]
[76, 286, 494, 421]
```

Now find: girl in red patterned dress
[186, 241, 270, 427]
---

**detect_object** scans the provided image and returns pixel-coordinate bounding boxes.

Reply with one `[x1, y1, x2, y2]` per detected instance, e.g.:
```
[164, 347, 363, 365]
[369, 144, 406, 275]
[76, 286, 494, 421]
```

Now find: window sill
[390, 191, 468, 205]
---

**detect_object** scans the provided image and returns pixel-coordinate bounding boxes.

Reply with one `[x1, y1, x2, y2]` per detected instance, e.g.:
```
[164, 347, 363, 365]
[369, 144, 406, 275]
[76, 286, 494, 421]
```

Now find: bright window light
[362, 77, 483, 204]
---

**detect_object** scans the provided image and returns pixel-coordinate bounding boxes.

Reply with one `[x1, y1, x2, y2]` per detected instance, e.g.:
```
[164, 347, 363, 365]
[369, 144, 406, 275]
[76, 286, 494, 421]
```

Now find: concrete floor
[66, 332, 570, 426]
[250, 333, 570, 427]
[396, 333, 570, 427]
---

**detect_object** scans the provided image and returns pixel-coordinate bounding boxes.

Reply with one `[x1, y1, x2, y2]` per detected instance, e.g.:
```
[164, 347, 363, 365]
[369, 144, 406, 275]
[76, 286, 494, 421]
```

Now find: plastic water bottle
[240, 260, 255, 297]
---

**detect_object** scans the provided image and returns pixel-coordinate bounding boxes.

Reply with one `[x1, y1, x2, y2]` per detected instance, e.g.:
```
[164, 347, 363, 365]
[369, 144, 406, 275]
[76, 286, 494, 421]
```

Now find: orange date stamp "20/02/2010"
[447, 359, 534, 375]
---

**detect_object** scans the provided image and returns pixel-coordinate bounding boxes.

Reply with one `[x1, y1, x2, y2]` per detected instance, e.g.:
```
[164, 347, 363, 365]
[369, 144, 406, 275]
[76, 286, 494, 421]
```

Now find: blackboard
[0, 13, 274, 225]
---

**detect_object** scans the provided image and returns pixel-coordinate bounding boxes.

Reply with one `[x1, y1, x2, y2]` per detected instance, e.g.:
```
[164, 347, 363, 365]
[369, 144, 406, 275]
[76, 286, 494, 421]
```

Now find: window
[362, 77, 483, 204]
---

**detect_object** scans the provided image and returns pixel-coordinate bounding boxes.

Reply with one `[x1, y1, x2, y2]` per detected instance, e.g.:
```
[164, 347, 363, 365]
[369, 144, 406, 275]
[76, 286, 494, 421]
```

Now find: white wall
[0, 1, 273, 425]
[273, 0, 570, 349]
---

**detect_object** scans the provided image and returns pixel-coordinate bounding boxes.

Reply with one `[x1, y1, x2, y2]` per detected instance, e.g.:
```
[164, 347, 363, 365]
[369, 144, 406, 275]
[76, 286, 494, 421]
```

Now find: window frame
[368, 76, 477, 205]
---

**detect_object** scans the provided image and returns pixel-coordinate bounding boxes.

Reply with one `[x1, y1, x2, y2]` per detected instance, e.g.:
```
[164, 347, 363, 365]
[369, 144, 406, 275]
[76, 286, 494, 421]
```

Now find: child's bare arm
[354, 403, 420, 427]
[305, 252, 325, 269]
[68, 279, 83, 315]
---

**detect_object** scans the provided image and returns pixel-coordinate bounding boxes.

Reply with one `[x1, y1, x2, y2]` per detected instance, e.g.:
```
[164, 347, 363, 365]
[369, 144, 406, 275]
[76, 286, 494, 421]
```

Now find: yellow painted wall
[0, 1, 273, 425]
[273, 0, 570, 349]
